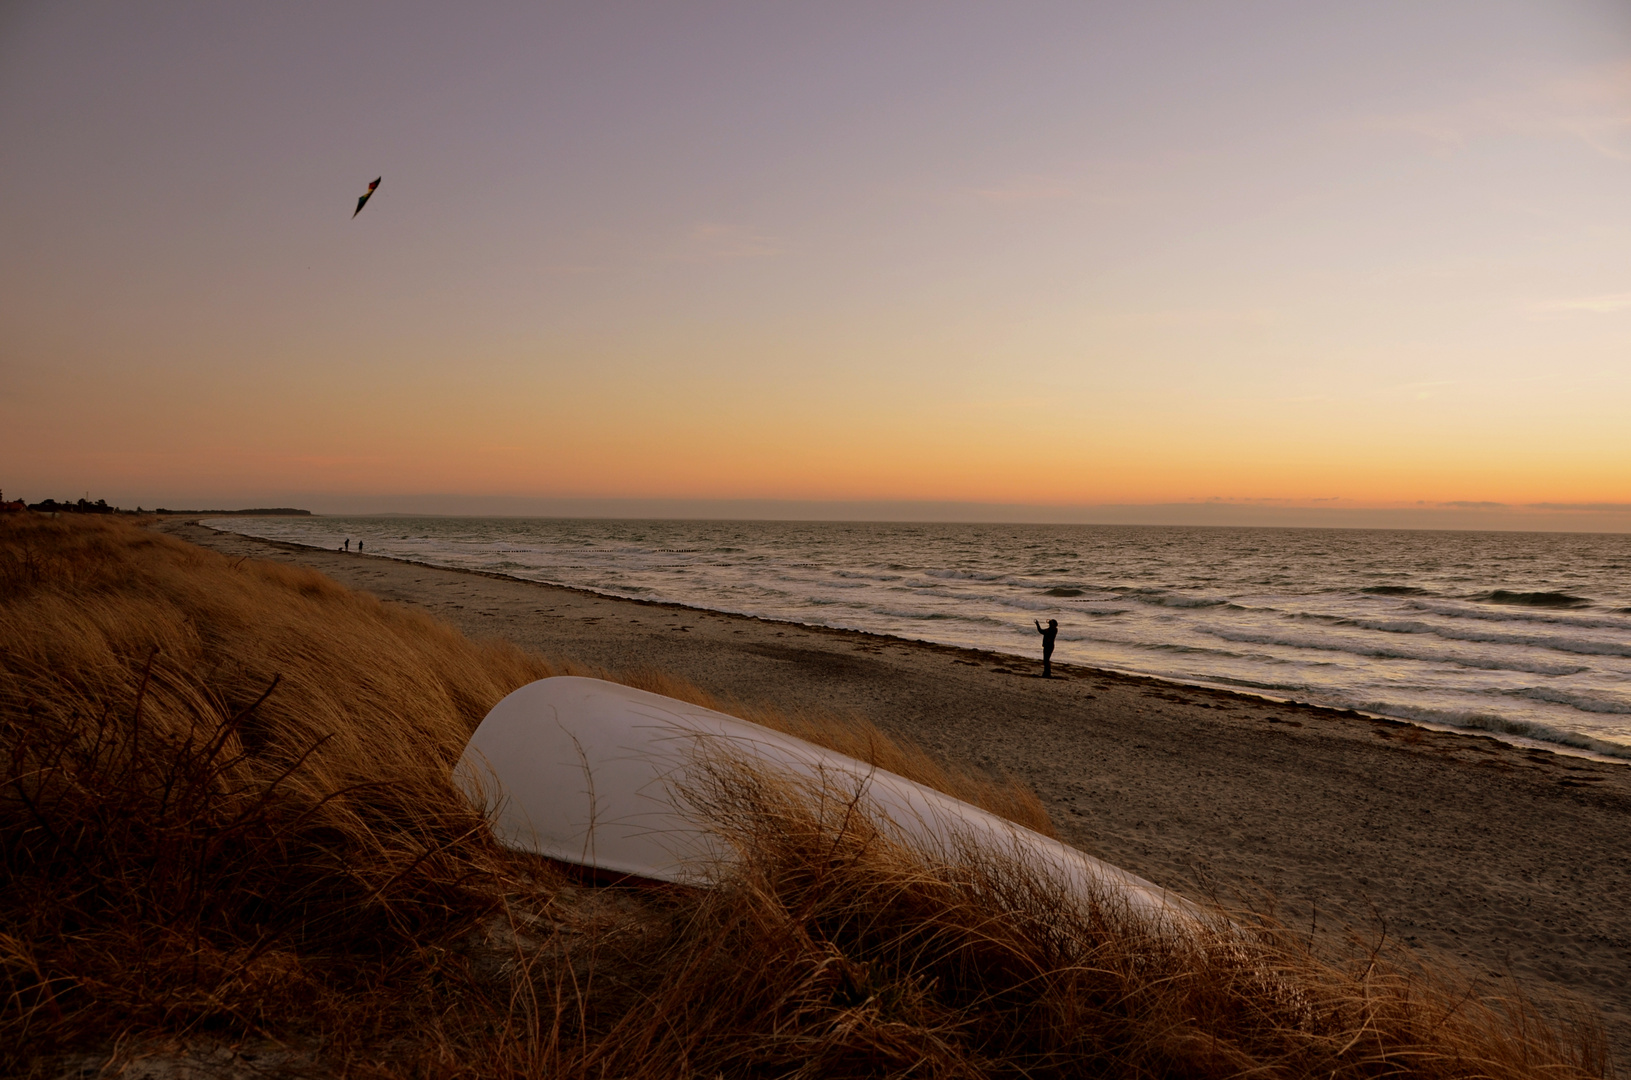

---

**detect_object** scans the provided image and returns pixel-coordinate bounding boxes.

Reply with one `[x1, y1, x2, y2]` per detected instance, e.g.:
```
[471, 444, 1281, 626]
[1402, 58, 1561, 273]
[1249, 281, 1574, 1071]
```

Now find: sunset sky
[3, 2, 1629, 528]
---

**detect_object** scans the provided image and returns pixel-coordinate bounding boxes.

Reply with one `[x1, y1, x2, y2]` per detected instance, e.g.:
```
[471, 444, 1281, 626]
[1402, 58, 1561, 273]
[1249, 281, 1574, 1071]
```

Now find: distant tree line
[26, 498, 120, 514]
[1, 492, 310, 516]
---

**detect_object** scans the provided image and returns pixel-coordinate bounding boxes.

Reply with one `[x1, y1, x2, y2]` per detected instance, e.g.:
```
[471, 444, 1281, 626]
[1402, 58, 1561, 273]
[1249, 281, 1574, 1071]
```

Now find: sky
[3, 1, 1629, 528]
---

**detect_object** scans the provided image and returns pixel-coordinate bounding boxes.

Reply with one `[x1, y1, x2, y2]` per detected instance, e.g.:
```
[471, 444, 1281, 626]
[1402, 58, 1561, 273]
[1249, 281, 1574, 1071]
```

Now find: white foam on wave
[1353, 699, 1631, 759]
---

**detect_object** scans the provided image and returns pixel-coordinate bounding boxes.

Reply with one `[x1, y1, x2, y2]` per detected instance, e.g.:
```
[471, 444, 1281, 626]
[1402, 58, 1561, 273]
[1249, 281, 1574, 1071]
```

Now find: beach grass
[0, 514, 1613, 1077]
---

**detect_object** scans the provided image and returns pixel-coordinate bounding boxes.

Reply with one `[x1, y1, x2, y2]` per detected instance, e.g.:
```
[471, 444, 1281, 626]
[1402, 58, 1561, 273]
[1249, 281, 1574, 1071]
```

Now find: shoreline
[195, 518, 1628, 766]
[162, 518, 1631, 1057]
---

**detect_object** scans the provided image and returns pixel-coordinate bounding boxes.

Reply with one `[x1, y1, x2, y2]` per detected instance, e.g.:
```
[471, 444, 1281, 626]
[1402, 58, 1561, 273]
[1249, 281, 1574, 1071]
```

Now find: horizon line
[167, 494, 1631, 534]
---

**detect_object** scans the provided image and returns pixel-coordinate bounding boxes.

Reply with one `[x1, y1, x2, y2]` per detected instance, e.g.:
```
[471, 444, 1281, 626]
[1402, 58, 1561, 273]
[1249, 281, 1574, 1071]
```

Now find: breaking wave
[1354, 701, 1631, 759]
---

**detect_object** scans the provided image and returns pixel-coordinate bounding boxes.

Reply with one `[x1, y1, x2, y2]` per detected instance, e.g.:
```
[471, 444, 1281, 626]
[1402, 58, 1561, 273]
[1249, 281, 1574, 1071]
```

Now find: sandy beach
[167, 520, 1631, 1057]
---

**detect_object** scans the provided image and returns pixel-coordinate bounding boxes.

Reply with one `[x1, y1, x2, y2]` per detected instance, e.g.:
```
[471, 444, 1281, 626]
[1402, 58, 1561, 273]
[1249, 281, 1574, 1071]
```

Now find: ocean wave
[1477, 589, 1591, 608]
[1339, 616, 1631, 657]
[880, 584, 1107, 616]
[1124, 591, 1230, 609]
[1341, 617, 1436, 634]
[1286, 611, 1347, 626]
[1419, 625, 1631, 658]
[775, 571, 869, 590]
[867, 606, 1007, 627]
[992, 592, 1089, 613]
[1352, 700, 1631, 759]
[1404, 600, 1631, 630]
[1188, 674, 1327, 694]
[924, 567, 1013, 582]
[831, 569, 904, 582]
[1362, 585, 1429, 596]
[1507, 687, 1631, 715]
[795, 595, 866, 608]
[1035, 579, 1122, 597]
[1138, 641, 1252, 659]
[1045, 587, 1085, 597]
[1199, 626, 1591, 675]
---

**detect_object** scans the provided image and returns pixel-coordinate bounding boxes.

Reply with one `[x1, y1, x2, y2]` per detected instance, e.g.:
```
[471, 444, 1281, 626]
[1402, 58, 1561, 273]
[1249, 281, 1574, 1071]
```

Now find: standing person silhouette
[1035, 619, 1058, 678]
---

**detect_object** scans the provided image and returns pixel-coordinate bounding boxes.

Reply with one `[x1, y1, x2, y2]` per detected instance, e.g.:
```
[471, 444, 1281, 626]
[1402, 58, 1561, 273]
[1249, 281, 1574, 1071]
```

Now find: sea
[208, 517, 1631, 761]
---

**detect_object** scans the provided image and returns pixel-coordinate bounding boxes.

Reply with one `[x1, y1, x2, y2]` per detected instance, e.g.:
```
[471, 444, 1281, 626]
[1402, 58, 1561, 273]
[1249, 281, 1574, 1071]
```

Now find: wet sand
[165, 520, 1631, 1058]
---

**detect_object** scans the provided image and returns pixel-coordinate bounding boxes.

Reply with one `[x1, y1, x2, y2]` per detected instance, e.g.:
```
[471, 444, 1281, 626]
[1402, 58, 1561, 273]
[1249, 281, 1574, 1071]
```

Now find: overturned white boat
[458, 677, 1194, 926]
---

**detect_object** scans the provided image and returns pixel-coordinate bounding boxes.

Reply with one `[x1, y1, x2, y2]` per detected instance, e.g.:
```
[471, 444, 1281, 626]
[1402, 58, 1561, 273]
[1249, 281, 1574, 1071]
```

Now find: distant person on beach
[344, 539, 350, 551]
[357, 540, 364, 551]
[1035, 619, 1058, 678]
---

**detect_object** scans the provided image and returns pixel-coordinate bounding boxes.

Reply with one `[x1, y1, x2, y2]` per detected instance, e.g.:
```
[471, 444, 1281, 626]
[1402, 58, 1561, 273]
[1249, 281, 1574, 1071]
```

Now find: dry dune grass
[0, 514, 1614, 1078]
[479, 763, 1611, 1079]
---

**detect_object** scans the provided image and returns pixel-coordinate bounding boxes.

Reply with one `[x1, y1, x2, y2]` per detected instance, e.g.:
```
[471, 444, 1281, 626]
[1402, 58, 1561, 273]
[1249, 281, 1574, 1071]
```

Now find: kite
[352, 177, 380, 218]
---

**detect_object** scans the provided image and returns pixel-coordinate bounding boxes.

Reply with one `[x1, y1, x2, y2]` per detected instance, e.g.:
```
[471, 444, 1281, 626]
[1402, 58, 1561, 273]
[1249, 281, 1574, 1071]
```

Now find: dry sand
[164, 520, 1631, 1058]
